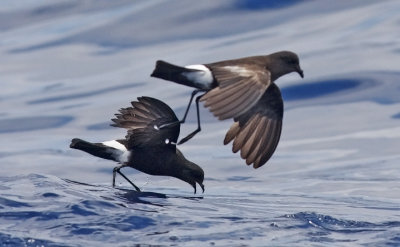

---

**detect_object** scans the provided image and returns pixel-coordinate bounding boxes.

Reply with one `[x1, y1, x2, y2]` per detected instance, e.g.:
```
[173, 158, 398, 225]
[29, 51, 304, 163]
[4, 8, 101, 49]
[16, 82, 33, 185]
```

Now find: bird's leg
[178, 89, 204, 125]
[113, 165, 141, 192]
[178, 93, 205, 145]
[159, 89, 204, 129]
[112, 166, 120, 187]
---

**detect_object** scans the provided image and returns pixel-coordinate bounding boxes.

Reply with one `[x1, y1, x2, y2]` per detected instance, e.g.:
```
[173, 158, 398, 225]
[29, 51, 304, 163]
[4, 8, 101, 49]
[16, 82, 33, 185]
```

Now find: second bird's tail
[151, 60, 205, 89]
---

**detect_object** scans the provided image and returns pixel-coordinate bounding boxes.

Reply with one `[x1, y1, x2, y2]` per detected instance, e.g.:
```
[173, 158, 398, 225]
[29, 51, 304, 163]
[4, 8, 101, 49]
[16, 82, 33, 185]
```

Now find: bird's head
[268, 51, 304, 80]
[174, 149, 205, 194]
[181, 163, 205, 194]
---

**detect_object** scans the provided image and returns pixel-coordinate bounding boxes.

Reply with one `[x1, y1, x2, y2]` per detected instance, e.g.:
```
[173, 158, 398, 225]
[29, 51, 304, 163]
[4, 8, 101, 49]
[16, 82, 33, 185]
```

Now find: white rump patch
[183, 64, 213, 89]
[102, 140, 130, 163]
[102, 140, 127, 151]
[118, 150, 131, 163]
[224, 66, 253, 77]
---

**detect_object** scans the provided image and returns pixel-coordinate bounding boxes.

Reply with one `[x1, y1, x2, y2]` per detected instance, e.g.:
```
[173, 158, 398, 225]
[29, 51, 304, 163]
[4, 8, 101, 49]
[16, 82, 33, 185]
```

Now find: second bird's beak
[296, 66, 304, 78]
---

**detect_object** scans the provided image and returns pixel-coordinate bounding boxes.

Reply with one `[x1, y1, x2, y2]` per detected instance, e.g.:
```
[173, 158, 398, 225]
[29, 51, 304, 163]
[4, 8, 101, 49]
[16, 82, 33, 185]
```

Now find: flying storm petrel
[151, 51, 303, 168]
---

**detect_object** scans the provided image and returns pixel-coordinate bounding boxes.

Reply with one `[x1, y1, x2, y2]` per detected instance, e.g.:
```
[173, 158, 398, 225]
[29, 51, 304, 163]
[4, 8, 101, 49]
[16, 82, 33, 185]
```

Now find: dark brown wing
[224, 83, 283, 168]
[200, 64, 271, 120]
[111, 97, 179, 149]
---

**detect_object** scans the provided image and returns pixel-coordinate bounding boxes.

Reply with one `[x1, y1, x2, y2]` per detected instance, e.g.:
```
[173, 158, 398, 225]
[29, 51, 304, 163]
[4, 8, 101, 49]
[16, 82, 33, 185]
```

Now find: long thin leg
[177, 93, 205, 145]
[112, 165, 122, 187]
[113, 165, 141, 192]
[159, 89, 204, 129]
[179, 89, 204, 125]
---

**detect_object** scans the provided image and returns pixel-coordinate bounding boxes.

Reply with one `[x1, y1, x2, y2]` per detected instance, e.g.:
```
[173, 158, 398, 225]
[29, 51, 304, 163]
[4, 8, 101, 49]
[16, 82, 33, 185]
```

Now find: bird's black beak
[296, 66, 304, 78]
[199, 183, 205, 193]
[193, 182, 205, 194]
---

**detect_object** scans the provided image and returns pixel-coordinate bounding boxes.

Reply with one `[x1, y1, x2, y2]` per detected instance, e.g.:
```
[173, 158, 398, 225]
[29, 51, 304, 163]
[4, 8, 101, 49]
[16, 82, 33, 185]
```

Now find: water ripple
[0, 116, 73, 133]
[1, 174, 398, 246]
[285, 212, 400, 233]
[28, 83, 144, 104]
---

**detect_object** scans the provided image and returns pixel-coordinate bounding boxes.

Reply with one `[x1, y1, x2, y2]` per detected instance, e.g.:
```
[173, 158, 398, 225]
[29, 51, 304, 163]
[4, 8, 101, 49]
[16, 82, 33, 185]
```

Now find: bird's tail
[70, 138, 121, 162]
[151, 60, 203, 89]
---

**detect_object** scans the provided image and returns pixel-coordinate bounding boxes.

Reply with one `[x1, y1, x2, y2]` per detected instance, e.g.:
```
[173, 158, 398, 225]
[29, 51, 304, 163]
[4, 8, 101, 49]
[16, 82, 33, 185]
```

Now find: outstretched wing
[111, 97, 179, 149]
[200, 64, 271, 120]
[223, 83, 283, 169]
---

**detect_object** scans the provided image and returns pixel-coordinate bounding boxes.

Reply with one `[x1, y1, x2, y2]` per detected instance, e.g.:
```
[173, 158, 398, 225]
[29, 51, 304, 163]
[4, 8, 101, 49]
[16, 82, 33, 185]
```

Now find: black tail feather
[151, 60, 202, 89]
[70, 138, 120, 162]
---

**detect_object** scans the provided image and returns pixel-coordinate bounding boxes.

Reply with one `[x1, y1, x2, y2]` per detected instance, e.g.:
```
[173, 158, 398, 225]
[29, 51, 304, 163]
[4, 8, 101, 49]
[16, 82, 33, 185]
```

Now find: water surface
[1, 1, 399, 246]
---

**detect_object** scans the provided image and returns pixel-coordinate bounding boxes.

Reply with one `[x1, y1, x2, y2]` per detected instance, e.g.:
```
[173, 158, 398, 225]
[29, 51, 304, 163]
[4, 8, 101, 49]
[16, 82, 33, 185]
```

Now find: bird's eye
[165, 138, 170, 144]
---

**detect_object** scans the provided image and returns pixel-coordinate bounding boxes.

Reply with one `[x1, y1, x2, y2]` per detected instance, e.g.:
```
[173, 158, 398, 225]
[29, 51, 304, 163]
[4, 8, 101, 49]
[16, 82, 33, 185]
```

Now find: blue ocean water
[1, 1, 400, 246]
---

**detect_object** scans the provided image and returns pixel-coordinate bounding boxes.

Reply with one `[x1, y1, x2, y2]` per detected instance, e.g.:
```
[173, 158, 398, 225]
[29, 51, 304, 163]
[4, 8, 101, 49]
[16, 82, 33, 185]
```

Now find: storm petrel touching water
[70, 97, 204, 193]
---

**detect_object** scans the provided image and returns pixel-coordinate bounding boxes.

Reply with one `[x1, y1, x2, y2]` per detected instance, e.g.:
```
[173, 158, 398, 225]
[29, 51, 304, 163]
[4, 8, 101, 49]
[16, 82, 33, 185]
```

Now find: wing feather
[244, 118, 270, 165]
[223, 83, 283, 168]
[232, 115, 260, 153]
[224, 122, 240, 145]
[240, 116, 266, 159]
[200, 65, 271, 120]
[111, 97, 180, 148]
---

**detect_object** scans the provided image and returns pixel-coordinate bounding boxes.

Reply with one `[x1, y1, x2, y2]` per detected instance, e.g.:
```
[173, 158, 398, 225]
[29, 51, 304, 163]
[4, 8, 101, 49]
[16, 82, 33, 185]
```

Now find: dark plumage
[151, 51, 303, 168]
[70, 97, 205, 193]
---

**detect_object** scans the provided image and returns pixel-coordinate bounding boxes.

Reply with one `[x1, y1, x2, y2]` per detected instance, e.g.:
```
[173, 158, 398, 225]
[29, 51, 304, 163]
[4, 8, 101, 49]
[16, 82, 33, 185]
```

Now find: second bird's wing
[223, 83, 283, 169]
[200, 64, 271, 120]
[111, 96, 180, 149]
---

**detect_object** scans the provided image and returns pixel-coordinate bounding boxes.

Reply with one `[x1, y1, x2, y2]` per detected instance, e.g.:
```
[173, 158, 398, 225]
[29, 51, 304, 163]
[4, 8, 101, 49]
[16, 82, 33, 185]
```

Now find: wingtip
[136, 96, 145, 102]
[244, 159, 252, 166]
[252, 159, 268, 169]
[232, 143, 240, 153]
[223, 137, 230, 145]
[137, 96, 156, 105]
[110, 118, 119, 125]
[224, 122, 240, 145]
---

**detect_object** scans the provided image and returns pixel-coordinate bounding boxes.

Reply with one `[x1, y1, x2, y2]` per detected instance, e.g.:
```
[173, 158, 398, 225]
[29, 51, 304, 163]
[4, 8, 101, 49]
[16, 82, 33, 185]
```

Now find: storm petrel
[70, 97, 205, 193]
[151, 51, 303, 168]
